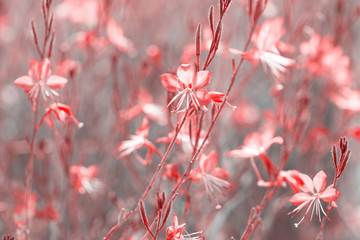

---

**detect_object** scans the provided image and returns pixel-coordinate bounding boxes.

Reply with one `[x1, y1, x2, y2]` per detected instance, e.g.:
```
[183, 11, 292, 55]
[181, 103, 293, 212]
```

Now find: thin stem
[105, 110, 191, 240]
[143, 21, 256, 240]
[24, 95, 41, 240]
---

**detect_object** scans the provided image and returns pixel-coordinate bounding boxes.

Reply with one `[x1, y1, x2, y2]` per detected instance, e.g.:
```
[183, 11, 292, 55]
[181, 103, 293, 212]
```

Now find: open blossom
[106, 18, 136, 55]
[189, 150, 231, 209]
[166, 214, 203, 240]
[230, 17, 294, 80]
[38, 103, 84, 137]
[227, 128, 283, 178]
[120, 88, 167, 125]
[288, 170, 340, 227]
[55, 0, 101, 28]
[14, 58, 68, 111]
[114, 117, 158, 165]
[327, 87, 360, 112]
[70, 165, 103, 195]
[160, 64, 212, 112]
[300, 34, 351, 86]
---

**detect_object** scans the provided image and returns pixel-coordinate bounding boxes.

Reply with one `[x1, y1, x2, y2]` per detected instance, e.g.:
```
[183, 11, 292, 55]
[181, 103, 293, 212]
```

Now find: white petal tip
[215, 205, 222, 210]
[78, 122, 84, 128]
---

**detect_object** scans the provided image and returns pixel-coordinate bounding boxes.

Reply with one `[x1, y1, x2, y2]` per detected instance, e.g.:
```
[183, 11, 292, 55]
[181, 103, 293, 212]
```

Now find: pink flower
[288, 170, 340, 227]
[230, 17, 294, 80]
[160, 64, 212, 112]
[227, 128, 283, 179]
[327, 87, 360, 112]
[14, 58, 68, 111]
[39, 103, 84, 136]
[56, 0, 101, 28]
[70, 165, 104, 195]
[106, 18, 135, 55]
[166, 214, 203, 240]
[114, 117, 158, 165]
[189, 150, 230, 209]
[227, 128, 283, 158]
[300, 34, 351, 86]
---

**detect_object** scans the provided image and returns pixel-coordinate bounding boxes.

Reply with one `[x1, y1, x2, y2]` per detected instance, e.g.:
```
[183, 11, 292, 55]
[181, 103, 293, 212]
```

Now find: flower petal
[298, 173, 315, 194]
[319, 186, 340, 203]
[226, 147, 259, 158]
[28, 58, 40, 79]
[194, 70, 211, 89]
[176, 64, 193, 86]
[289, 192, 313, 206]
[313, 170, 327, 193]
[200, 150, 218, 173]
[46, 75, 68, 89]
[14, 76, 35, 92]
[39, 58, 51, 80]
[194, 89, 211, 106]
[210, 167, 228, 180]
[160, 73, 181, 92]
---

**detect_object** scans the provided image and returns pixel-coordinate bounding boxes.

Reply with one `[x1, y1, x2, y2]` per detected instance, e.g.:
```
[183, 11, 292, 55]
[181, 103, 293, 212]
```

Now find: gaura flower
[160, 64, 212, 112]
[300, 34, 351, 87]
[38, 103, 84, 137]
[288, 170, 340, 227]
[14, 58, 68, 111]
[114, 117, 159, 165]
[70, 165, 104, 196]
[230, 17, 294, 81]
[189, 150, 231, 209]
[166, 214, 203, 240]
[106, 18, 135, 55]
[227, 128, 283, 178]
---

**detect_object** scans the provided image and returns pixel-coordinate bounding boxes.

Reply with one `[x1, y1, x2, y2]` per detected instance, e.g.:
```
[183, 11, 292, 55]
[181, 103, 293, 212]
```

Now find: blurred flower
[106, 18, 135, 55]
[227, 127, 283, 158]
[163, 163, 181, 183]
[166, 214, 203, 240]
[227, 127, 283, 179]
[230, 17, 294, 80]
[39, 103, 84, 136]
[327, 87, 360, 112]
[189, 150, 230, 209]
[56, 0, 101, 28]
[114, 117, 159, 165]
[288, 170, 340, 227]
[300, 34, 351, 86]
[14, 58, 68, 111]
[70, 165, 104, 195]
[160, 64, 212, 112]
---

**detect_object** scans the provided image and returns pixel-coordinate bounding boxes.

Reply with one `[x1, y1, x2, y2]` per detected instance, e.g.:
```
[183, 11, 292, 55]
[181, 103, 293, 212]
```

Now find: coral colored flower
[230, 17, 294, 80]
[227, 128, 283, 159]
[56, 0, 102, 28]
[189, 150, 230, 209]
[300, 34, 351, 86]
[114, 117, 158, 165]
[13, 190, 37, 219]
[106, 18, 135, 55]
[163, 163, 181, 183]
[70, 165, 104, 195]
[39, 103, 84, 136]
[14, 58, 68, 111]
[288, 171, 340, 227]
[327, 88, 360, 112]
[227, 128, 283, 179]
[160, 64, 212, 112]
[120, 88, 167, 125]
[76, 31, 109, 50]
[166, 214, 203, 240]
